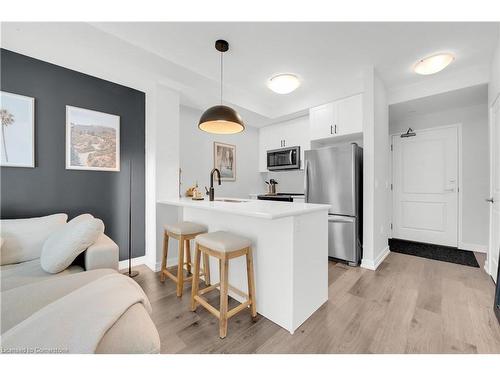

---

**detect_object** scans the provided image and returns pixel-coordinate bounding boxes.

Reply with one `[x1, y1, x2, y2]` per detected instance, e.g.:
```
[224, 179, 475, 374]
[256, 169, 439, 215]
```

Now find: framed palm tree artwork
[0, 91, 35, 168]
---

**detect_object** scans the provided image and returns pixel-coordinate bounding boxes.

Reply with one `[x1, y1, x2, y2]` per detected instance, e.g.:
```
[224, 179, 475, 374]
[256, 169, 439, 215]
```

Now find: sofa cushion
[0, 213, 68, 266]
[95, 303, 161, 354]
[41, 217, 105, 274]
[0, 258, 83, 292]
[1, 268, 115, 334]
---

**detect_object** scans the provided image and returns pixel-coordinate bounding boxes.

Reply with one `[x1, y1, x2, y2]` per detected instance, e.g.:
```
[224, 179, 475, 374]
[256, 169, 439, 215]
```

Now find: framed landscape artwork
[214, 141, 236, 181]
[0, 91, 35, 168]
[66, 106, 120, 172]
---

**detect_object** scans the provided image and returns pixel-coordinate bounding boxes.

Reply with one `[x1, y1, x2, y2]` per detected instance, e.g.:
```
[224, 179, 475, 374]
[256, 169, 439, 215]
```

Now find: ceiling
[2, 22, 497, 128]
[91, 22, 498, 125]
[389, 83, 488, 123]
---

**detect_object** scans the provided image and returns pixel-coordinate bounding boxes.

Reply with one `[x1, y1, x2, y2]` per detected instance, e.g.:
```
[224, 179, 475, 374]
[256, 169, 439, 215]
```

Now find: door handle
[486, 197, 495, 203]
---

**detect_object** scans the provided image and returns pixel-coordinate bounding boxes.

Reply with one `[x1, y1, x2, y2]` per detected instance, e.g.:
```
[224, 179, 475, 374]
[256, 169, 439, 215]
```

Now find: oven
[267, 146, 300, 171]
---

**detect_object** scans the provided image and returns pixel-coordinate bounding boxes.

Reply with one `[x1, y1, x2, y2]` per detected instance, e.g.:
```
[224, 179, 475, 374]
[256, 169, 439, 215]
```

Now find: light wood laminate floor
[132, 251, 500, 353]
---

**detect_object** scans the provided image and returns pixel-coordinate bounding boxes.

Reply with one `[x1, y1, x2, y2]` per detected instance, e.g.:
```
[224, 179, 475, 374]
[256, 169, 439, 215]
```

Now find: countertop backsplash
[260, 170, 305, 194]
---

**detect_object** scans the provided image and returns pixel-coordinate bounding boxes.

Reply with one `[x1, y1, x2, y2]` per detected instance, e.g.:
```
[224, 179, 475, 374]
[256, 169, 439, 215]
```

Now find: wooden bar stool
[161, 222, 211, 297]
[190, 231, 257, 338]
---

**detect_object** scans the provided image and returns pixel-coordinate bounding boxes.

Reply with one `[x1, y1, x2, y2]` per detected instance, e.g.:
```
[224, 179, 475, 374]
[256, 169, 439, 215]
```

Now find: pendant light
[198, 40, 245, 134]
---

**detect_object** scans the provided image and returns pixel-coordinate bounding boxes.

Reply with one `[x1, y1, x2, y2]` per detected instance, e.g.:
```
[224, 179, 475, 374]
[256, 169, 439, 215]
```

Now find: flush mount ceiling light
[267, 73, 301, 94]
[198, 39, 244, 134]
[414, 53, 455, 75]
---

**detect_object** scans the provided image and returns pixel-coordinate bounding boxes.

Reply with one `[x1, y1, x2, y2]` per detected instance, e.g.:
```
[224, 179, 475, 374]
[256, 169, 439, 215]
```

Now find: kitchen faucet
[205, 168, 221, 201]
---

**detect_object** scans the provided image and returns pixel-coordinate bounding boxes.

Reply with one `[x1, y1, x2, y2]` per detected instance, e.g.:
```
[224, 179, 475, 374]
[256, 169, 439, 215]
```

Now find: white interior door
[392, 126, 459, 247]
[489, 97, 500, 282]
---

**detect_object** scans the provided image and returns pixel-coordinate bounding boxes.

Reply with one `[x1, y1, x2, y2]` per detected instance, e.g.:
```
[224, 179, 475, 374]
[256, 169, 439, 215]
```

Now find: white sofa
[0, 214, 160, 353]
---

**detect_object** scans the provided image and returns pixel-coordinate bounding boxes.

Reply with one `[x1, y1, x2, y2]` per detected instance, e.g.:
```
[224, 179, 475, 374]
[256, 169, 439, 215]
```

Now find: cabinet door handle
[330, 125, 333, 134]
[283, 139, 286, 147]
[334, 124, 337, 134]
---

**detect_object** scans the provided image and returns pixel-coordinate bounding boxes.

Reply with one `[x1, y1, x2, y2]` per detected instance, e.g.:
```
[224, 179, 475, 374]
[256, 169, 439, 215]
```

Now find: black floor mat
[389, 238, 480, 268]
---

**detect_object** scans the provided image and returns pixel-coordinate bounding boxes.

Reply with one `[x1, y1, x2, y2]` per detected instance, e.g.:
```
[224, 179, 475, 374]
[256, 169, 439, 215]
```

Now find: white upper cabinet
[336, 94, 363, 135]
[309, 93, 363, 141]
[258, 116, 310, 172]
[309, 102, 337, 140]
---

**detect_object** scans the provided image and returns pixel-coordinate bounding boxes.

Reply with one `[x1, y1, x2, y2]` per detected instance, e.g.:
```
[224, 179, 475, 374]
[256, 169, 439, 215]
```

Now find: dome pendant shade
[199, 39, 245, 134]
[198, 105, 245, 134]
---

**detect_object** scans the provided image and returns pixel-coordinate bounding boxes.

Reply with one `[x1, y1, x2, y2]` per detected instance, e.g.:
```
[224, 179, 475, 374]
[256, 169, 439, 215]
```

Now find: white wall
[179, 105, 262, 198]
[487, 25, 500, 276]
[489, 24, 500, 108]
[361, 67, 390, 270]
[373, 74, 390, 261]
[261, 170, 305, 194]
[390, 103, 490, 250]
[153, 85, 182, 270]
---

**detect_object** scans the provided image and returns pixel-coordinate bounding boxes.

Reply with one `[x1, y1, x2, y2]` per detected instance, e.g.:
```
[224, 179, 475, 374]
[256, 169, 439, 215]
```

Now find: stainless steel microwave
[267, 146, 300, 171]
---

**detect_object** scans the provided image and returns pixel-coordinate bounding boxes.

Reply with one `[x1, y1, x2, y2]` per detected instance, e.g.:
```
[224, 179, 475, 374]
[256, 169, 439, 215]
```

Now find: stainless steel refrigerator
[304, 143, 363, 265]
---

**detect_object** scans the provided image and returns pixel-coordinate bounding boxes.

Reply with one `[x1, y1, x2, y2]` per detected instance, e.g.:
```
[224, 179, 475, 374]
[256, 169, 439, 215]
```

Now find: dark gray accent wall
[1, 49, 146, 260]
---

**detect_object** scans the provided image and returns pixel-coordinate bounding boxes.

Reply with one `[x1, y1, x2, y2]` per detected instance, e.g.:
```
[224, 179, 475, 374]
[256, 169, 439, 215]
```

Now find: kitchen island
[157, 198, 330, 334]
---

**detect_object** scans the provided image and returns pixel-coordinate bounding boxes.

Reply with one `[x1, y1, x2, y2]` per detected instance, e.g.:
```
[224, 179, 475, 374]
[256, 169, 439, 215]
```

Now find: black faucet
[206, 168, 221, 201]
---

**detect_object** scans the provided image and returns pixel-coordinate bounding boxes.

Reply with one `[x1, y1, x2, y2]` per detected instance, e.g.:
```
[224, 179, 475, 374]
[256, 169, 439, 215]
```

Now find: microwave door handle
[289, 150, 294, 165]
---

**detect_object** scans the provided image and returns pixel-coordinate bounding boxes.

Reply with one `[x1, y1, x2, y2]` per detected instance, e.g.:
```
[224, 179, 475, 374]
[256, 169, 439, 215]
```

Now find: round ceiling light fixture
[267, 73, 301, 94]
[198, 39, 245, 134]
[414, 53, 455, 75]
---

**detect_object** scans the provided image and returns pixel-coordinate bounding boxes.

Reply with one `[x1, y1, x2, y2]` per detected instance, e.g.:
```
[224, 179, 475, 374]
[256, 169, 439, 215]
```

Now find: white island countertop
[158, 197, 330, 219]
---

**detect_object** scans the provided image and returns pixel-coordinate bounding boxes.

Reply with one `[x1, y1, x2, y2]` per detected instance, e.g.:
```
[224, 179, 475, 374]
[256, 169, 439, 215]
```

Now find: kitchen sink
[214, 198, 246, 203]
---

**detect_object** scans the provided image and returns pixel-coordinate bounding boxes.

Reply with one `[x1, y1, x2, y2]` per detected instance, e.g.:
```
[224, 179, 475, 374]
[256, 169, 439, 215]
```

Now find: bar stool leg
[190, 244, 202, 311]
[203, 253, 211, 286]
[160, 231, 169, 283]
[246, 248, 257, 319]
[176, 236, 185, 297]
[219, 258, 229, 338]
[185, 239, 192, 275]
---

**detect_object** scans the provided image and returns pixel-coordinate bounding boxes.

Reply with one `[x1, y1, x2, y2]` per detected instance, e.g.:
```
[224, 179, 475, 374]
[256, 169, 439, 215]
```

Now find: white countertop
[158, 197, 330, 219]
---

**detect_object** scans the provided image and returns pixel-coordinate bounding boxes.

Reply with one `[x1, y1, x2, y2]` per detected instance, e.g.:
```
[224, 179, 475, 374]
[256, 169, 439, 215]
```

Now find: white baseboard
[491, 257, 498, 283]
[119, 256, 147, 270]
[119, 256, 176, 273]
[361, 246, 390, 271]
[150, 261, 161, 272]
[459, 242, 488, 253]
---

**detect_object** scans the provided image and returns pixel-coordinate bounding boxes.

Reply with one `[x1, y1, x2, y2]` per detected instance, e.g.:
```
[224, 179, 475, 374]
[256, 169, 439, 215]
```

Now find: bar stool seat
[160, 221, 210, 297]
[164, 222, 208, 235]
[191, 231, 257, 339]
[195, 231, 252, 253]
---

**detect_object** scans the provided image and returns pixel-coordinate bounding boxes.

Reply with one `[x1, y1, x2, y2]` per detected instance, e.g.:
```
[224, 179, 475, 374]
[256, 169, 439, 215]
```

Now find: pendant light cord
[220, 50, 223, 105]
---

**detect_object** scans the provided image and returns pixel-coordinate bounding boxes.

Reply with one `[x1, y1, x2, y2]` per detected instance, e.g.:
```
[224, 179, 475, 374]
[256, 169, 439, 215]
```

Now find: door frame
[389, 123, 463, 248]
[487, 93, 500, 278]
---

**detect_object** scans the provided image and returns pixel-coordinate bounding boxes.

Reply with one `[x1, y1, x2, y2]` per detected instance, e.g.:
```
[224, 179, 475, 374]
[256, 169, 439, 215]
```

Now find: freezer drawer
[328, 215, 359, 264]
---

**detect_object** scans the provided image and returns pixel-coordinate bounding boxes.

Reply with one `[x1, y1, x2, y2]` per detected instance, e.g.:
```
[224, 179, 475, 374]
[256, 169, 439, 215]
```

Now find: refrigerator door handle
[328, 215, 355, 223]
[304, 159, 309, 203]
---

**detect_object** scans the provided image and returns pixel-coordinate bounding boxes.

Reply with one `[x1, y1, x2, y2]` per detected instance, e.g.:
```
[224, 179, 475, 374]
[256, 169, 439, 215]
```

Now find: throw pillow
[40, 217, 105, 274]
